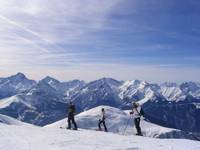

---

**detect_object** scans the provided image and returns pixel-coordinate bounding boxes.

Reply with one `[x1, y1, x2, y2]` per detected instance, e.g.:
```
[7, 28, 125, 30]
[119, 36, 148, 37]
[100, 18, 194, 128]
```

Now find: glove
[130, 112, 133, 115]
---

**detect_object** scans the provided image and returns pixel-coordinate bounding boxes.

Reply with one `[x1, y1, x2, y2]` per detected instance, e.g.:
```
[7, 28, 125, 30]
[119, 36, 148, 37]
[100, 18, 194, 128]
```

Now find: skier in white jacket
[130, 102, 143, 136]
[98, 108, 107, 132]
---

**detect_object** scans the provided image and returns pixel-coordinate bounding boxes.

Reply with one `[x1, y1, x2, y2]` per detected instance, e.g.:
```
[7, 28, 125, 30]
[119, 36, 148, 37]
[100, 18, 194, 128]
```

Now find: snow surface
[46, 106, 181, 138]
[119, 80, 159, 104]
[0, 95, 35, 109]
[0, 116, 200, 150]
[1, 110, 200, 150]
[0, 114, 30, 126]
[160, 83, 186, 101]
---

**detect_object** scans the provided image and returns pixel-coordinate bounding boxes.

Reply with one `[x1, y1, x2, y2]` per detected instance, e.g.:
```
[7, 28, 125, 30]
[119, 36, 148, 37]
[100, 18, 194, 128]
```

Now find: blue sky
[0, 0, 200, 82]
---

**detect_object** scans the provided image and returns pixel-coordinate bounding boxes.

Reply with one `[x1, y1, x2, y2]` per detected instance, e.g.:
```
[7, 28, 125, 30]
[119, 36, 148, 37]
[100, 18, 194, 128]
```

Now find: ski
[60, 127, 79, 131]
[59, 127, 67, 129]
[95, 129, 108, 132]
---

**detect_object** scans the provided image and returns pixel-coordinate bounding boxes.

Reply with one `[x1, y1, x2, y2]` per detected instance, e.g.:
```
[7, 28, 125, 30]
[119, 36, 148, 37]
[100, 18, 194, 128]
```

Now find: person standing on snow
[67, 101, 78, 130]
[98, 108, 108, 132]
[130, 102, 144, 136]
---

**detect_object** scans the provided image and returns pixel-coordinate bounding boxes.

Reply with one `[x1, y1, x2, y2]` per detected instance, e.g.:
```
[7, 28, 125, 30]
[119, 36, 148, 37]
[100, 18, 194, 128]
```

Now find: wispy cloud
[0, 0, 125, 68]
[0, 0, 199, 82]
[0, 14, 51, 47]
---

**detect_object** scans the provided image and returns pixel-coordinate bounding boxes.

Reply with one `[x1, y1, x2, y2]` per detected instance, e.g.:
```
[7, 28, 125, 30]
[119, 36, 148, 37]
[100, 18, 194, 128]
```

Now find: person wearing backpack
[98, 108, 108, 132]
[67, 101, 78, 130]
[130, 102, 144, 136]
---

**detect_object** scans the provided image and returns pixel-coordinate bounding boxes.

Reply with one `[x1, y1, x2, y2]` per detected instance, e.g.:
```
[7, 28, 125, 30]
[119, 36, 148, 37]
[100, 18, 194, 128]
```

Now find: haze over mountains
[0, 72, 200, 134]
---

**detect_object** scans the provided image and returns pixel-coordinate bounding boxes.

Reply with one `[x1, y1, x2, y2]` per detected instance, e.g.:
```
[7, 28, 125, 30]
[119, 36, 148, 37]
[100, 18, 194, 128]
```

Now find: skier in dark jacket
[130, 102, 144, 136]
[67, 101, 78, 130]
[98, 108, 107, 132]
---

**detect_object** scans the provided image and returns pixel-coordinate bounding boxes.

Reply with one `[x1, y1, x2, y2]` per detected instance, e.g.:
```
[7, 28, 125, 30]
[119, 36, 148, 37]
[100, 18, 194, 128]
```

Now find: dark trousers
[67, 113, 77, 129]
[134, 117, 142, 135]
[98, 119, 107, 132]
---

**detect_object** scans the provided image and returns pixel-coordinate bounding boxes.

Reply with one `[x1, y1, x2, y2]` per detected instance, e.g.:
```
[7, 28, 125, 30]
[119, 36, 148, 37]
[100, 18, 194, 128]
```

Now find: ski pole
[123, 116, 131, 135]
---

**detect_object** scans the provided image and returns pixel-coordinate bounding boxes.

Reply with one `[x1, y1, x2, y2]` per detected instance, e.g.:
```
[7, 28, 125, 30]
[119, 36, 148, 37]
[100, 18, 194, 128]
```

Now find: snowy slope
[71, 78, 122, 111]
[0, 95, 35, 109]
[46, 106, 129, 133]
[1, 120, 200, 150]
[119, 80, 200, 132]
[160, 82, 186, 101]
[119, 80, 161, 107]
[39, 76, 85, 98]
[0, 93, 67, 126]
[45, 106, 197, 140]
[0, 114, 31, 126]
[63, 79, 86, 99]
[180, 82, 200, 99]
[120, 80, 200, 103]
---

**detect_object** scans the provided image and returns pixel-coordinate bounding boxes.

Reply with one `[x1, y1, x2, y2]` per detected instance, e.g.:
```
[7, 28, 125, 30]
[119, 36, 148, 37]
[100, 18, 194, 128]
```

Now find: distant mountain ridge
[0, 73, 200, 133]
[0, 73, 36, 99]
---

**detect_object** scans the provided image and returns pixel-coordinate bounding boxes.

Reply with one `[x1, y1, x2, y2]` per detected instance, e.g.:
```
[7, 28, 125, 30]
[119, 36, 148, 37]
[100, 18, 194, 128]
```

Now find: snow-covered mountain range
[0, 73, 36, 99]
[0, 73, 85, 126]
[0, 73, 200, 133]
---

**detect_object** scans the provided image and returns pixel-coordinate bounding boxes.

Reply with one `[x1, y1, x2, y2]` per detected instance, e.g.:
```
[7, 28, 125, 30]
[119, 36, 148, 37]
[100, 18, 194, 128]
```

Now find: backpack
[69, 104, 75, 113]
[135, 107, 144, 117]
[139, 108, 144, 116]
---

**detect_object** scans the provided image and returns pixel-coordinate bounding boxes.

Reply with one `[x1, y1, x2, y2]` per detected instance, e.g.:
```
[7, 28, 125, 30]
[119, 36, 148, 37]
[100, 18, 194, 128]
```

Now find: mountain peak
[13, 72, 26, 79]
[181, 81, 200, 87]
[42, 76, 60, 83]
[160, 82, 178, 87]
[97, 77, 122, 85]
[98, 77, 116, 82]
[123, 80, 144, 87]
[8, 72, 27, 81]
